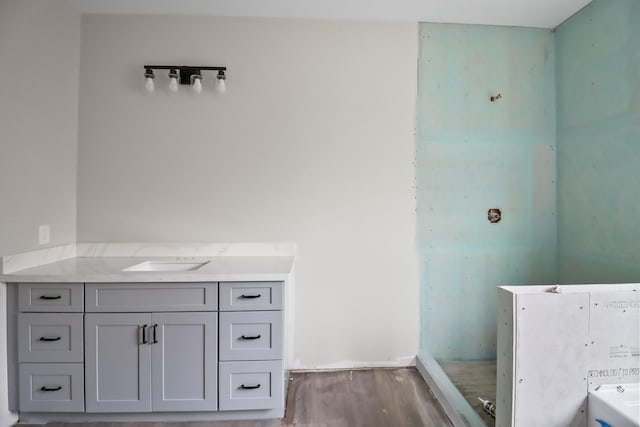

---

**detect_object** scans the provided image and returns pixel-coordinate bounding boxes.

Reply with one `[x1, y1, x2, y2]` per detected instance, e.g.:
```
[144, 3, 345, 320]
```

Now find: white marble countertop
[0, 256, 293, 283]
[0, 243, 295, 283]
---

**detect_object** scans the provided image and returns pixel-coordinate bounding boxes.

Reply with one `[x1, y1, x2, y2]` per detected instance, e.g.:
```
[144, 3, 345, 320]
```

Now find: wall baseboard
[289, 356, 416, 372]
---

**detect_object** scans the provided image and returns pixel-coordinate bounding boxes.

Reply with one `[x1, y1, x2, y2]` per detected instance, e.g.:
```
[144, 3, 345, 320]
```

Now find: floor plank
[19, 368, 451, 427]
[284, 368, 450, 427]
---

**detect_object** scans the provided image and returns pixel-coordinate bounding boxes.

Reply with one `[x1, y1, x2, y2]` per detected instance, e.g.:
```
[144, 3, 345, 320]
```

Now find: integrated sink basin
[123, 260, 210, 272]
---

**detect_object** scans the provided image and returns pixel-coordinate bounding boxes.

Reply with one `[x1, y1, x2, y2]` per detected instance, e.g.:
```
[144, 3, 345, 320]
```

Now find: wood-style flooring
[439, 361, 497, 427]
[21, 368, 451, 427]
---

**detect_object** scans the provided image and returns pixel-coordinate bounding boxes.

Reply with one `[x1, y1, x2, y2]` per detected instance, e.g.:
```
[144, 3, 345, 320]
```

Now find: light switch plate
[38, 224, 50, 245]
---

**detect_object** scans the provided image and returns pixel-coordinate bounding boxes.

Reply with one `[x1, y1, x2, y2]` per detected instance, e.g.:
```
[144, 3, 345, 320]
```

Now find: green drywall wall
[556, 0, 640, 284]
[417, 24, 558, 361]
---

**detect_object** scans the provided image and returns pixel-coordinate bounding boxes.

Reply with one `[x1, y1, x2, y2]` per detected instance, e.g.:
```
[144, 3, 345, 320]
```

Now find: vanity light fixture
[143, 65, 228, 94]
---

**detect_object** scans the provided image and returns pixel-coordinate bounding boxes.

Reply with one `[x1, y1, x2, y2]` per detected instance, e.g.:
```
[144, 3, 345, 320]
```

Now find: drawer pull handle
[240, 294, 261, 299]
[39, 336, 62, 342]
[240, 334, 262, 340]
[40, 386, 62, 392]
[240, 384, 261, 390]
[39, 295, 62, 300]
[152, 324, 158, 344]
[141, 324, 148, 344]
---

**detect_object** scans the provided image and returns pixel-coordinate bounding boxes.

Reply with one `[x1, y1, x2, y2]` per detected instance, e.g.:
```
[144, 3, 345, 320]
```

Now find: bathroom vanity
[1, 245, 293, 424]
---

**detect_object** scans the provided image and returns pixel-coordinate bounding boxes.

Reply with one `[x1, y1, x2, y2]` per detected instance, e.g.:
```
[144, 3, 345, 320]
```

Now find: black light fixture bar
[144, 65, 227, 85]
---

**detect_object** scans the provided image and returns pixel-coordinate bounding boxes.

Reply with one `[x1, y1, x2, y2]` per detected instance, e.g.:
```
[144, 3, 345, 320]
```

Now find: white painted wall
[77, 15, 419, 368]
[0, 1, 80, 425]
[0, 0, 80, 256]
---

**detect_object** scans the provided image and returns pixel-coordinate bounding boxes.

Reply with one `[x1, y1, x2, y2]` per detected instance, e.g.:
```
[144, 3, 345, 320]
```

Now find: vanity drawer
[18, 314, 83, 363]
[19, 363, 84, 412]
[219, 311, 283, 361]
[18, 284, 84, 312]
[219, 361, 283, 410]
[219, 282, 283, 311]
[85, 283, 218, 312]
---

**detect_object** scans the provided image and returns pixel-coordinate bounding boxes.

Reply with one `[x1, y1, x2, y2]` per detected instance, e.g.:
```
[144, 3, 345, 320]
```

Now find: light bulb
[144, 76, 155, 93]
[192, 76, 202, 94]
[216, 78, 226, 94]
[143, 68, 155, 93]
[168, 69, 179, 92]
[216, 70, 226, 94]
[169, 77, 178, 92]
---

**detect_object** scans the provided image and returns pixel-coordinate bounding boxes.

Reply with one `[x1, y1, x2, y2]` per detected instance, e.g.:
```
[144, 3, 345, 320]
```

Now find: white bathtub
[589, 383, 640, 427]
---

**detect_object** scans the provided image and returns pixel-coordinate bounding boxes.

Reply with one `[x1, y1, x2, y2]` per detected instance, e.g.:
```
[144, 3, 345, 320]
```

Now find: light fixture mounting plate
[179, 67, 201, 85]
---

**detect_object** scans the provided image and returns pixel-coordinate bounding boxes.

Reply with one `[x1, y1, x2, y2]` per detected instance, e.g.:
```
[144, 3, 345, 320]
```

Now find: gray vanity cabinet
[85, 312, 218, 413]
[12, 280, 284, 420]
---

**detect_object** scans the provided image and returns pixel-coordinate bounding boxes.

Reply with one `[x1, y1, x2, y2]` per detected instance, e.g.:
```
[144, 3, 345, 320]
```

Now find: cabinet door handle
[152, 324, 158, 344]
[141, 324, 148, 344]
[39, 336, 61, 342]
[240, 294, 261, 299]
[240, 334, 262, 340]
[39, 295, 62, 300]
[240, 384, 261, 390]
[40, 386, 62, 392]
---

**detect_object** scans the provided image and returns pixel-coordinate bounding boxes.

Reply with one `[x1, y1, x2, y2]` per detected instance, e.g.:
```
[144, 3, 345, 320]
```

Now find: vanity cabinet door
[151, 312, 218, 411]
[85, 313, 152, 413]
